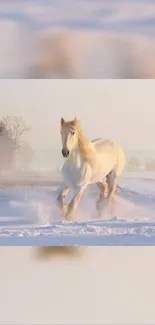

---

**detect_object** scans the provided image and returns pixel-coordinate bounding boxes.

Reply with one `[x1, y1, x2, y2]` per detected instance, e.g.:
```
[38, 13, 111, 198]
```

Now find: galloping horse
[57, 117, 125, 220]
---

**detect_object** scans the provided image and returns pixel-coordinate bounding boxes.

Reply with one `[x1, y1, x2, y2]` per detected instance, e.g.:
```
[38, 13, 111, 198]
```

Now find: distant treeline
[126, 156, 155, 171]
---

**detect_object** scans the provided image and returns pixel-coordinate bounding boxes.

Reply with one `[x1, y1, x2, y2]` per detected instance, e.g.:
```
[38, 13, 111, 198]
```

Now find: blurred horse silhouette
[1, 19, 155, 78]
[35, 246, 86, 260]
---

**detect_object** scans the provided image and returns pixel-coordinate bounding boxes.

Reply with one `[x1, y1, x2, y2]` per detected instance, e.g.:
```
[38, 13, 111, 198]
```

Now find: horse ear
[61, 117, 65, 126]
[74, 116, 77, 124]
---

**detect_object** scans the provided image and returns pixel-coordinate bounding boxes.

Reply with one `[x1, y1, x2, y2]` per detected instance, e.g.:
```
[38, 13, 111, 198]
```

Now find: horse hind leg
[107, 170, 117, 199]
[106, 170, 117, 214]
[97, 181, 109, 198]
[96, 170, 117, 215]
[96, 181, 109, 215]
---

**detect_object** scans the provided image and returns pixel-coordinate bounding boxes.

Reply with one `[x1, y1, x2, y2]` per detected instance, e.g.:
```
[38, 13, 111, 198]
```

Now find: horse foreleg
[57, 184, 70, 214]
[65, 186, 86, 221]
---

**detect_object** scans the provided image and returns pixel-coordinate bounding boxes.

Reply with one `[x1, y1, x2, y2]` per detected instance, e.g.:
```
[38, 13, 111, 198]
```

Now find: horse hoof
[96, 205, 102, 216]
[96, 206, 103, 216]
[65, 213, 73, 222]
[96, 200, 102, 212]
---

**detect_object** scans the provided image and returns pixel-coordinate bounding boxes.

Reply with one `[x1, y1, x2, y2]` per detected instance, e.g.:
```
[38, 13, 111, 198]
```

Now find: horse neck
[71, 129, 96, 167]
[78, 133, 92, 154]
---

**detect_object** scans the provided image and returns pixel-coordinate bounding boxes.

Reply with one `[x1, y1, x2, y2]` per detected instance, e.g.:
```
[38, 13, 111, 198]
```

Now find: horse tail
[115, 144, 126, 177]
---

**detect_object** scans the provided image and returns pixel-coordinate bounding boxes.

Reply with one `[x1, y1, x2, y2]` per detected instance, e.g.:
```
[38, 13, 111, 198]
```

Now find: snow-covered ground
[0, 176, 155, 245]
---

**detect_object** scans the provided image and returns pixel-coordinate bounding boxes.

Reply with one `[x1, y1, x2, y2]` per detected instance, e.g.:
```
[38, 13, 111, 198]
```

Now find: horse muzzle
[62, 148, 69, 158]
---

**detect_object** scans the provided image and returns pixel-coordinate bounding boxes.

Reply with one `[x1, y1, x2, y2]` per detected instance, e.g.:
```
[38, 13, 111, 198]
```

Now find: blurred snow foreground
[0, 19, 155, 78]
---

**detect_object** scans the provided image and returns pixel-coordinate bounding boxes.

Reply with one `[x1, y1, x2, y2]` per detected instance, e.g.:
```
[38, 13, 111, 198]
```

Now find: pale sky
[0, 80, 155, 152]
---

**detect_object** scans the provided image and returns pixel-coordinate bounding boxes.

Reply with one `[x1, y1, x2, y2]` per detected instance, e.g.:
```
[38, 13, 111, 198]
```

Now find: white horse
[57, 117, 125, 220]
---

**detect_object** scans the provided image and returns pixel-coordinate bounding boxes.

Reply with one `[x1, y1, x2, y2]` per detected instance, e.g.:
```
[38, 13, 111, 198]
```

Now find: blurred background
[0, 0, 155, 78]
[0, 80, 155, 183]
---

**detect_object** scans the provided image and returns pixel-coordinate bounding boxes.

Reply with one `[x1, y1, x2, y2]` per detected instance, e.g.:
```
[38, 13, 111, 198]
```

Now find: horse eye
[71, 131, 75, 135]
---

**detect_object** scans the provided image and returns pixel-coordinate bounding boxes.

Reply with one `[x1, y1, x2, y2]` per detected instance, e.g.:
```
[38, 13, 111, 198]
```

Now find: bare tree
[145, 160, 155, 171]
[1, 116, 31, 151]
[127, 156, 141, 171]
[0, 121, 14, 172]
